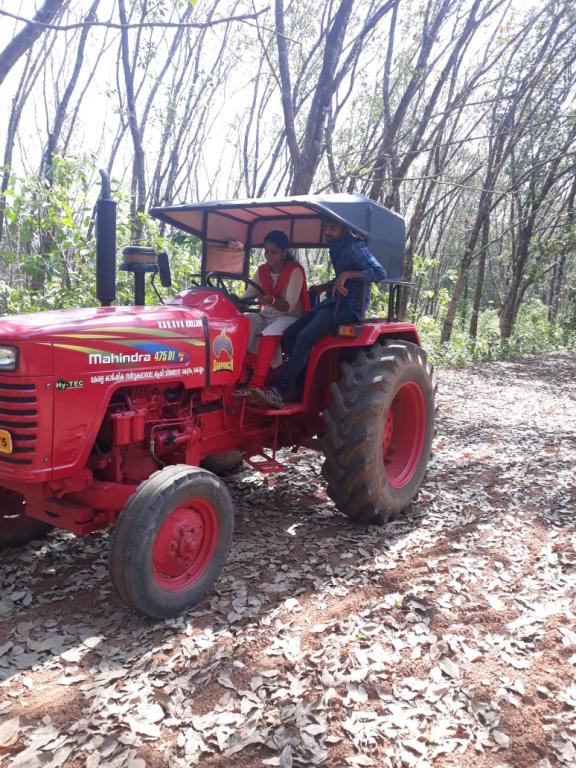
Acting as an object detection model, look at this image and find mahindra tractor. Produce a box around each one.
[0,171,435,619]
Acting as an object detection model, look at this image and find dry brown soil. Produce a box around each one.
[0,354,575,768]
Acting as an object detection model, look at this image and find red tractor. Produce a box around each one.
[0,171,435,619]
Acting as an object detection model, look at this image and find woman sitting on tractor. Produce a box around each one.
[241,230,310,389]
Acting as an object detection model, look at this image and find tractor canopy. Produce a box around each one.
[149,193,405,281]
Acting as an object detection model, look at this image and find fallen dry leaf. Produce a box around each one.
[0,357,574,768]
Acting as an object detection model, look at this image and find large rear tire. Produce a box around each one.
[322,340,435,524]
[0,489,53,549]
[109,465,234,619]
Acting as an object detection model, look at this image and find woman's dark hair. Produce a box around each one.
[263,229,294,261]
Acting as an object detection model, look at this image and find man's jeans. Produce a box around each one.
[274,302,357,398]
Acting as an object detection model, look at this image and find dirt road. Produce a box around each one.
[1,355,575,768]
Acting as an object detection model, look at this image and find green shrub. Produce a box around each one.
[417,299,574,369]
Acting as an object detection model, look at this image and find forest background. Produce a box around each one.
[0,0,574,366]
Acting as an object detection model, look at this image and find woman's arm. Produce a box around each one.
[278,268,304,313]
[241,275,261,299]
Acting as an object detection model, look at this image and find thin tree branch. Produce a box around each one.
[0,8,268,32]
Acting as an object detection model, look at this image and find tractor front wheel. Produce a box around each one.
[0,489,53,549]
[109,465,234,619]
[322,340,435,524]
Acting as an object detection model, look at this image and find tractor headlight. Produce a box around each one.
[0,346,18,372]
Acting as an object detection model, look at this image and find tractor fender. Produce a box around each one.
[301,321,421,411]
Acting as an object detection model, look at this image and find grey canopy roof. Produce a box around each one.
[150,193,405,280]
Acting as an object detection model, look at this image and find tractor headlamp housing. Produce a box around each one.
[0,346,18,372]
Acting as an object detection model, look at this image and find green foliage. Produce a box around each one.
[1,156,96,313]
[0,159,202,316]
[418,298,575,369]
[506,298,575,355]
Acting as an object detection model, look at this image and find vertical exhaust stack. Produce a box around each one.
[96,169,117,307]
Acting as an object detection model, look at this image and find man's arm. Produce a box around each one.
[335,240,387,294]
[353,240,387,282]
[334,271,364,295]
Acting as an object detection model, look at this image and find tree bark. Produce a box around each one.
[118,0,146,242]
[41,0,99,180]
[0,0,67,87]
[273,0,394,195]
[469,212,490,340]
[369,0,441,203]
[441,190,493,343]
[291,0,354,194]
[274,0,300,178]
[549,184,575,323]
[0,57,34,244]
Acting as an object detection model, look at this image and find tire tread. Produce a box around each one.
[321,339,435,525]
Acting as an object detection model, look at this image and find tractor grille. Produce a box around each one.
[0,382,38,465]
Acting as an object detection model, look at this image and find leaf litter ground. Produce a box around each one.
[0,354,575,768]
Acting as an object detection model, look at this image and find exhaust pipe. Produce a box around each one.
[96,168,117,307]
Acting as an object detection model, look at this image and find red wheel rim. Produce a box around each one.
[152,501,218,592]
[382,381,426,489]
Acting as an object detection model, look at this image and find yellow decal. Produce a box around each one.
[0,429,13,454]
[213,359,234,372]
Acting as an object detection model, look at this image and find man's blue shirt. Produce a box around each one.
[320,231,387,319]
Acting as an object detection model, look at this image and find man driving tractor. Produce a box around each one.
[251,218,387,409]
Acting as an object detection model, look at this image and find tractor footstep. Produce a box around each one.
[245,454,285,473]
[247,402,305,416]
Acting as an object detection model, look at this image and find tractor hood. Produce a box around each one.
[0,304,206,342]
[0,294,248,384]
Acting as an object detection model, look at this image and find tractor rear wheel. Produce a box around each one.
[0,489,53,549]
[109,465,234,619]
[322,340,435,524]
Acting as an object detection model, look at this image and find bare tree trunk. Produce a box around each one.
[118,0,146,242]
[469,212,490,340]
[273,0,394,195]
[499,118,576,340]
[499,277,520,340]
[150,3,235,209]
[40,0,99,180]
[384,0,508,210]
[369,0,439,203]
[0,55,34,244]
[61,27,108,155]
[438,4,566,344]
[291,0,354,193]
[274,0,300,179]
[441,190,493,343]
[0,0,68,86]
[549,177,575,322]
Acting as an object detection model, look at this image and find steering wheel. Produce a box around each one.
[205,271,265,307]
[188,272,203,287]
